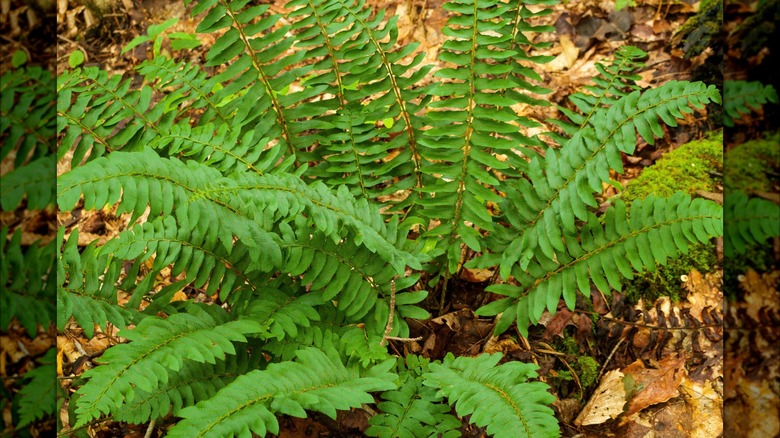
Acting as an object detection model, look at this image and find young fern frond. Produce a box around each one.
[1,227,56,338]
[423,352,558,438]
[72,303,265,427]
[498,80,721,277]
[367,355,461,438]
[479,194,723,336]
[166,346,397,437]
[724,192,780,257]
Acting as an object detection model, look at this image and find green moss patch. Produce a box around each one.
[622,130,723,204]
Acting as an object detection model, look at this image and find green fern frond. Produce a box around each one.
[1,66,56,166]
[479,194,723,336]
[1,227,56,337]
[243,287,323,341]
[549,45,646,142]
[423,352,558,438]
[288,0,430,198]
[72,303,266,426]
[0,155,56,211]
[15,348,57,428]
[167,346,396,437]
[724,191,780,256]
[57,67,174,165]
[499,80,721,277]
[58,228,137,338]
[113,347,266,424]
[723,80,778,127]
[418,0,555,273]
[367,354,461,438]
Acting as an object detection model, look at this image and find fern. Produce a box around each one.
[477,194,723,336]
[72,303,266,427]
[367,355,461,438]
[724,192,780,257]
[56,0,725,435]
[423,352,558,438]
[1,227,56,338]
[723,80,778,127]
[166,345,396,437]
[15,348,57,428]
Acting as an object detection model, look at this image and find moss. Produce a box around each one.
[724,132,780,194]
[576,356,598,390]
[622,130,723,204]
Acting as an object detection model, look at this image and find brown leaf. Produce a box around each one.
[623,354,687,417]
[575,369,627,426]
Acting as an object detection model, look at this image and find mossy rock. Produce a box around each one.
[724,132,780,194]
[622,130,723,204]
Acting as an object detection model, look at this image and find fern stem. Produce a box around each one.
[57,111,113,155]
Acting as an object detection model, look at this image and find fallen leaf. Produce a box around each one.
[575,369,627,426]
[622,354,687,418]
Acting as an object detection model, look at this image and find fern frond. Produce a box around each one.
[57,67,174,165]
[167,346,396,437]
[723,80,778,127]
[15,348,57,427]
[58,228,137,338]
[724,191,780,256]
[498,80,721,277]
[367,354,461,438]
[1,227,56,337]
[0,155,56,211]
[423,352,558,438]
[113,347,266,424]
[72,303,266,426]
[549,45,646,142]
[0,66,56,166]
[479,194,723,336]
[418,0,554,273]
[289,0,429,198]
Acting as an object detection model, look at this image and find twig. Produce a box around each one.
[144,419,156,438]
[380,277,423,346]
[596,338,624,384]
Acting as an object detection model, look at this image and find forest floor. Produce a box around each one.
[1,0,778,436]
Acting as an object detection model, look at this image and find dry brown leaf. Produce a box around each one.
[575,369,627,426]
[622,354,687,417]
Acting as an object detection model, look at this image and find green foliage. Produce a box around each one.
[424,353,558,438]
[623,241,717,304]
[1,64,57,433]
[723,80,778,127]
[1,227,56,337]
[167,345,397,437]
[622,130,723,203]
[724,192,780,258]
[1,66,56,211]
[15,348,57,428]
[56,0,723,435]
[367,355,461,438]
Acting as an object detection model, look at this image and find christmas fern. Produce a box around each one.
[1,64,58,431]
[56,0,725,435]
